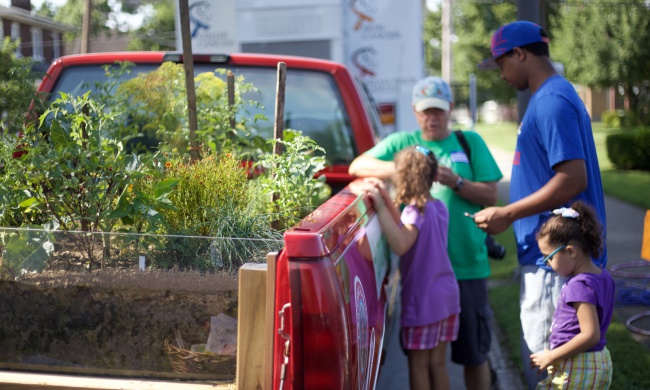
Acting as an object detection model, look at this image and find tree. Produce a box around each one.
[424,1,517,105]
[35,0,152,44]
[552,0,650,125]
[423,6,442,78]
[126,0,176,51]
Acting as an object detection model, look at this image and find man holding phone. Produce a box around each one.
[474,21,607,389]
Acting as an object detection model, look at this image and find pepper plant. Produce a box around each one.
[252,130,331,230]
[0,92,177,270]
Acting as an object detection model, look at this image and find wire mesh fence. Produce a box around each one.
[0,227,284,381]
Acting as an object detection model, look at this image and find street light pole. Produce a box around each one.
[441,0,452,84]
[516,0,540,121]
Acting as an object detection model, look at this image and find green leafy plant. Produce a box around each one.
[146,200,283,273]
[152,151,250,235]
[0,228,54,280]
[125,149,282,272]
[0,92,176,269]
[111,63,269,158]
[0,38,48,137]
[606,129,650,171]
[252,130,331,230]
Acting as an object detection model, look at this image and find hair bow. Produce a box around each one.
[551,207,580,218]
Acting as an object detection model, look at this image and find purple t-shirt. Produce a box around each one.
[399,200,460,327]
[549,269,615,352]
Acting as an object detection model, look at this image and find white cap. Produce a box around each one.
[412,76,453,112]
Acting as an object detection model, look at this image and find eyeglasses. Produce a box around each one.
[415,146,433,157]
[542,245,566,266]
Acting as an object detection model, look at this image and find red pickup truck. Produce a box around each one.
[274,180,400,389]
[0,53,397,389]
[0,182,398,389]
[36,51,384,193]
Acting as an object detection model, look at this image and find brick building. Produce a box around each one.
[1,0,72,72]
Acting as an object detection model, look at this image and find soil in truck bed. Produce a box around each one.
[0,268,240,381]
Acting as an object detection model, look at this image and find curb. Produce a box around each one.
[488,313,525,390]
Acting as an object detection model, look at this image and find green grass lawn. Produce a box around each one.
[473,121,650,210]
[474,121,650,388]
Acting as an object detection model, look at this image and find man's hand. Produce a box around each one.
[436,165,457,188]
[473,206,512,235]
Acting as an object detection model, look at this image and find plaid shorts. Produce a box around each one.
[536,347,613,390]
[401,314,460,350]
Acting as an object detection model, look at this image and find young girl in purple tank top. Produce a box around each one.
[532,200,614,389]
[353,146,460,390]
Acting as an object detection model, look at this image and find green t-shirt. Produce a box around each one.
[365,130,503,280]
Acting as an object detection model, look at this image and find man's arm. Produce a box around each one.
[436,165,499,206]
[474,159,587,234]
[351,154,499,206]
[459,180,499,206]
[348,154,396,179]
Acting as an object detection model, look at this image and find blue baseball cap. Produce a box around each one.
[412,76,453,112]
[478,21,549,70]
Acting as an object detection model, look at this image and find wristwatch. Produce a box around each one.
[453,176,465,191]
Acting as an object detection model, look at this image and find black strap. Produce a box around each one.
[453,130,474,176]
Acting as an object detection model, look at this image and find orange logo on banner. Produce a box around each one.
[642,210,650,261]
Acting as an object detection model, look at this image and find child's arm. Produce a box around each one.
[375,184,402,225]
[530,302,600,373]
[367,186,418,256]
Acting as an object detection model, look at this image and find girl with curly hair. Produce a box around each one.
[356,146,460,390]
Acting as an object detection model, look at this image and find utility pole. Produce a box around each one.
[80,0,92,53]
[516,0,540,121]
[441,0,452,84]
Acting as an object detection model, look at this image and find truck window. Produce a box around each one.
[210,66,357,165]
[47,64,160,99]
[48,63,357,165]
[355,79,385,141]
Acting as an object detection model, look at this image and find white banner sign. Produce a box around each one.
[344,0,423,133]
[175,0,239,53]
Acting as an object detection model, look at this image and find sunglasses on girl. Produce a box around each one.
[542,245,567,265]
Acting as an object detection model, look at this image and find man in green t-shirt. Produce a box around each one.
[349,76,502,390]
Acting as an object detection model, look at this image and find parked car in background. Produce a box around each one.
[36,52,384,193]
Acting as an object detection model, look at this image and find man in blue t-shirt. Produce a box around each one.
[474,21,607,390]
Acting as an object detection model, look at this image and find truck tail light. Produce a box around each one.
[289,258,349,390]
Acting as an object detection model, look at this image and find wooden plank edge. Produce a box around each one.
[265,252,278,390]
[0,370,234,389]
